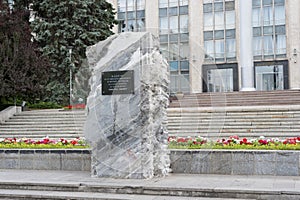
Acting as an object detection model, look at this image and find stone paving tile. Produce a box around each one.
[0,170,299,194]
[0,189,252,200]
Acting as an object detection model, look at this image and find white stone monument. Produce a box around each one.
[84,32,170,179]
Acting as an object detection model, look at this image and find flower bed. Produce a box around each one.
[168,135,300,150]
[0,137,89,149]
[64,104,86,110]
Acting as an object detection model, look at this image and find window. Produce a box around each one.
[160,17,168,34]
[252,8,262,27]
[117,0,145,32]
[225,10,235,29]
[204,13,213,30]
[170,16,179,33]
[215,12,224,30]
[275,5,285,25]
[226,39,236,58]
[180,15,188,33]
[160,0,168,8]
[179,43,189,60]
[252,0,286,60]
[159,0,190,93]
[203,0,236,62]
[263,6,273,26]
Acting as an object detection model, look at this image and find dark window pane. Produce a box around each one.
[169,7,178,15]
[275,25,286,34]
[275,0,285,5]
[203,3,212,13]
[225,1,235,11]
[160,35,168,43]
[263,26,273,35]
[252,0,261,7]
[204,31,213,40]
[127,11,135,19]
[179,5,188,15]
[118,12,125,19]
[170,34,178,42]
[137,10,145,18]
[253,27,261,36]
[226,29,235,38]
[180,61,189,71]
[180,33,189,41]
[263,0,272,6]
[215,30,224,39]
[214,2,223,12]
[159,8,167,17]
[181,71,189,75]
[170,61,179,71]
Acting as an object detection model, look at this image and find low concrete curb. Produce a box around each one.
[0,106,21,124]
[1,149,299,176]
[171,149,300,176]
[0,149,90,171]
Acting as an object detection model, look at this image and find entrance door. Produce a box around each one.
[207,68,233,92]
[256,65,284,91]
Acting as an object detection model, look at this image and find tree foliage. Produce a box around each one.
[0,0,50,103]
[31,0,118,104]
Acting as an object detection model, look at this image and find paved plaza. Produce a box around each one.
[0,169,299,199]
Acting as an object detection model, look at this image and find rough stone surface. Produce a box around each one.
[170,150,300,176]
[0,149,90,171]
[84,32,170,179]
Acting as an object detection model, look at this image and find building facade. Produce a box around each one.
[107,0,300,94]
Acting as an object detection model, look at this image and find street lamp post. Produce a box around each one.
[68,46,73,107]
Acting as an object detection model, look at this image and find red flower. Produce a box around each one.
[258,139,268,145]
[177,138,187,143]
[43,138,50,144]
[71,140,78,145]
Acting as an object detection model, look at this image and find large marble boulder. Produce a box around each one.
[84,32,170,179]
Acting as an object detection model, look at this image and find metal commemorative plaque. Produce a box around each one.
[102,70,134,95]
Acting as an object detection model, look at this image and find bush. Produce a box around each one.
[28,102,63,109]
[0,104,14,111]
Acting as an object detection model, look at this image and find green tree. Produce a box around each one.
[31,0,118,104]
[0,0,50,104]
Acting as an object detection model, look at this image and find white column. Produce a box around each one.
[145,0,159,37]
[189,0,203,93]
[287,0,300,89]
[239,0,255,91]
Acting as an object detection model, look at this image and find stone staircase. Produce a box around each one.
[169,90,300,107]
[1,90,300,140]
[0,109,85,139]
[168,90,300,139]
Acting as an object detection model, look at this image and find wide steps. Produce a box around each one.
[169,90,300,108]
[167,105,300,139]
[0,109,86,139]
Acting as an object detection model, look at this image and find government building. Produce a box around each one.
[107,0,300,95]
